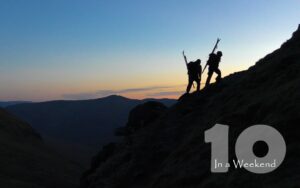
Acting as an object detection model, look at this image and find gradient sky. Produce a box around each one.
[0,0,299,101]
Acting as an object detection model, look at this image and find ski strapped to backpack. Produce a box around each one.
[202,38,221,73]
[182,51,195,88]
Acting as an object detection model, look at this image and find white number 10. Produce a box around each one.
[205,124,286,174]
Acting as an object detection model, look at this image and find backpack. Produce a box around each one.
[187,61,199,75]
[207,53,220,67]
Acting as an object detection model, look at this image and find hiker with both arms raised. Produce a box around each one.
[205,51,223,87]
[183,51,202,93]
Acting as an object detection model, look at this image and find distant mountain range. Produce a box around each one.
[0,101,31,107]
[6,95,176,166]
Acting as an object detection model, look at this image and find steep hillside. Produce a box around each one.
[0,108,82,188]
[6,95,175,166]
[81,25,300,188]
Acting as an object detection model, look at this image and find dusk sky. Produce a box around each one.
[0,0,299,101]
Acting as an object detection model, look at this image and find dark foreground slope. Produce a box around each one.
[7,95,175,166]
[0,108,82,188]
[81,26,300,188]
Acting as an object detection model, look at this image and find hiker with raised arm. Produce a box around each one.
[183,51,202,93]
[204,39,222,87]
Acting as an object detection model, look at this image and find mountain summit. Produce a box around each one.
[81,25,300,188]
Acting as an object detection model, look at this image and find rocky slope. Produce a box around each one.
[0,108,82,188]
[81,25,300,188]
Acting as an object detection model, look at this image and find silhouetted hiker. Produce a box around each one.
[205,51,222,87]
[183,51,202,93]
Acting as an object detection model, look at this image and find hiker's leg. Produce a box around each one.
[205,70,213,87]
[195,78,200,91]
[186,78,193,93]
[215,69,222,83]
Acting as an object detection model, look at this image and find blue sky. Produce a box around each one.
[0,0,299,101]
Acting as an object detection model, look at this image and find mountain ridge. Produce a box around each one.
[6,95,176,166]
[80,25,300,188]
[0,101,32,108]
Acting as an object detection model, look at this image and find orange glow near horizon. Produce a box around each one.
[0,66,242,102]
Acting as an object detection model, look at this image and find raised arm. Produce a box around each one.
[182,51,188,64]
